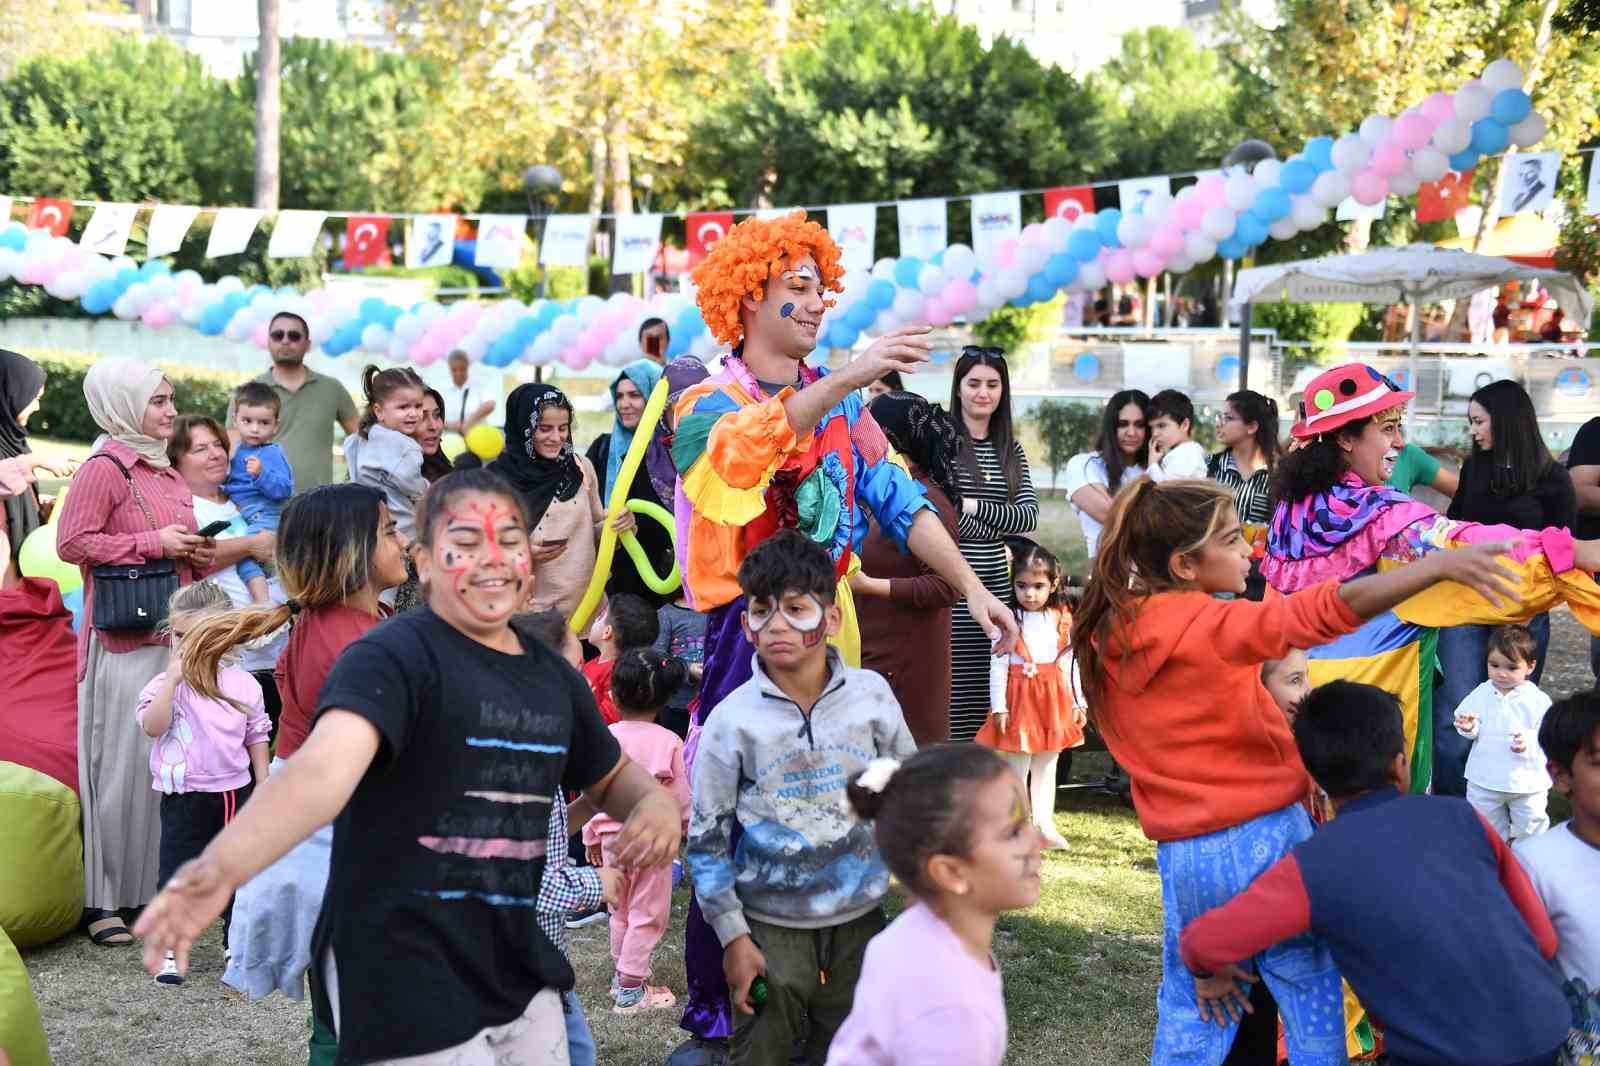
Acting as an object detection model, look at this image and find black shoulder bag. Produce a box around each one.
[89,453,179,632]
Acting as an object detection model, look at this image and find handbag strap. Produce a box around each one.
[90,452,160,533]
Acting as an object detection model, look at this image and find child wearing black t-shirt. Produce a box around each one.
[136,469,683,1065]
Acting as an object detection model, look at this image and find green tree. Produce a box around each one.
[1089,26,1240,181]
[1032,399,1100,492]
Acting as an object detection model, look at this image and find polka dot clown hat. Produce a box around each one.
[1290,362,1414,440]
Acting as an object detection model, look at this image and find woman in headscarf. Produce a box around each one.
[852,391,965,744]
[586,358,673,605]
[490,382,605,620]
[1,351,56,585]
[56,357,215,946]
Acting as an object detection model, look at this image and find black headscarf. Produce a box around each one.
[867,391,962,508]
[487,382,583,529]
[1,350,45,565]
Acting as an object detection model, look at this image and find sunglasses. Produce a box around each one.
[269,330,305,342]
[961,345,1006,363]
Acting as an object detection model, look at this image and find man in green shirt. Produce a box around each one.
[227,312,360,491]
[1386,440,1459,498]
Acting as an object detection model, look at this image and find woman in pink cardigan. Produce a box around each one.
[56,358,214,946]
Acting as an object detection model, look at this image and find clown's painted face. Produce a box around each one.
[747,254,827,360]
[420,490,534,628]
[742,588,838,671]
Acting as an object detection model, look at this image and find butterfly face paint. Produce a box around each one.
[430,493,533,624]
[744,591,828,647]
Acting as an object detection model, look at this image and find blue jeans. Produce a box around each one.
[563,989,596,1066]
[1433,616,1550,797]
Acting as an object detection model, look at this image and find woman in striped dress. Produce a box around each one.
[948,346,1038,742]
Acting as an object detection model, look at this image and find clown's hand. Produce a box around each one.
[848,326,934,388]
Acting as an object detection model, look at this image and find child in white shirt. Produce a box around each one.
[1454,624,1552,840]
[1145,389,1208,483]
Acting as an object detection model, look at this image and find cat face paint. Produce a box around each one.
[429,492,532,624]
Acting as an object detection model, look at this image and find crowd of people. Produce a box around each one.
[0,211,1597,1066]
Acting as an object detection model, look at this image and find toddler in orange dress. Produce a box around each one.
[976,542,1085,849]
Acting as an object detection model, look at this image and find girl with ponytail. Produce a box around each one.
[1071,477,1521,1061]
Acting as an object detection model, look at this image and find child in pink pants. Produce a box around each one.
[584,648,692,1014]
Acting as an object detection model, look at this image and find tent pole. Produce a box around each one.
[1406,288,1422,440]
[1237,303,1253,392]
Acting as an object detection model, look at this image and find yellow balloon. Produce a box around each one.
[440,432,467,461]
[465,424,505,461]
[17,525,81,595]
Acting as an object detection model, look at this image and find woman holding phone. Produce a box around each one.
[488,382,605,619]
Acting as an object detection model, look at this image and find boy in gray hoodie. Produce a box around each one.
[686,530,917,1065]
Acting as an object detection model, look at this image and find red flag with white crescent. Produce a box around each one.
[686,211,733,267]
[344,215,392,268]
[1416,170,1474,224]
[27,198,72,237]
[1043,186,1094,224]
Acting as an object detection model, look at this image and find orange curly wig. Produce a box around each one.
[691,211,846,347]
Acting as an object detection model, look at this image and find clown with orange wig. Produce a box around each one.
[665,212,1017,1058]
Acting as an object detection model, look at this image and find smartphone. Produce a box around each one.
[196,519,233,538]
[646,334,663,360]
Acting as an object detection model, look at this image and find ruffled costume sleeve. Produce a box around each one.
[671,383,812,526]
[847,405,930,551]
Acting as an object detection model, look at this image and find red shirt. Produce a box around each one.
[582,657,619,725]
[274,602,388,758]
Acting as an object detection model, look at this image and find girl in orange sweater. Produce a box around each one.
[1073,479,1517,1066]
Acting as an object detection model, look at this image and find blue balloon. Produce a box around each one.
[359,297,387,322]
[1236,213,1269,247]
[1096,209,1123,249]
[1025,274,1055,304]
[1043,253,1078,287]
[1251,187,1292,223]
[378,306,401,329]
[867,279,897,310]
[831,323,860,350]
[1217,235,1250,260]
[893,257,923,289]
[196,303,230,336]
[138,259,171,278]
[667,331,691,357]
[0,223,26,251]
[82,281,117,315]
[1303,136,1336,172]
[1279,160,1317,195]
[513,316,539,343]
[1470,117,1510,156]
[1491,89,1532,126]
[63,586,84,633]
[929,249,945,266]
[845,301,876,330]
[1067,228,1102,262]
[1009,293,1032,308]
[114,268,140,291]
[484,337,519,367]
[1448,148,1481,173]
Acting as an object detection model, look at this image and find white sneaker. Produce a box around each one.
[155,950,184,986]
[1037,821,1070,851]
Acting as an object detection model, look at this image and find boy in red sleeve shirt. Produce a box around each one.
[582,594,659,725]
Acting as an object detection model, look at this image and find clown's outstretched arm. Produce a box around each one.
[906,510,1020,654]
[782,327,933,437]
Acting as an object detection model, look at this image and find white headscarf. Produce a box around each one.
[83,358,172,468]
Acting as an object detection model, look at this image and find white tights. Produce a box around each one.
[1002,751,1064,836]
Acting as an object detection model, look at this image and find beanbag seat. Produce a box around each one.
[0,762,83,948]
[0,930,50,1066]
[0,578,78,794]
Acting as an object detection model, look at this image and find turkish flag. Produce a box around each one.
[344,215,392,268]
[1417,170,1474,224]
[686,211,733,266]
[27,198,72,237]
[1043,186,1094,223]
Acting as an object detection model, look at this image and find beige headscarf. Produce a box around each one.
[83,358,172,468]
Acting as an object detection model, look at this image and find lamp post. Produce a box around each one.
[522,164,561,381]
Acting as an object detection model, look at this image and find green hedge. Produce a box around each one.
[28,354,240,444]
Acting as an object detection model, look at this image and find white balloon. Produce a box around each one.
[1331,134,1372,175]
[1076,260,1107,291]
[942,244,977,281]
[179,300,205,326]
[394,315,426,341]
[147,274,176,300]
[1359,115,1394,147]
[1454,80,1493,122]
[461,333,489,361]
[1431,119,1473,155]
[998,267,1029,300]
[222,310,251,338]
[917,264,947,295]
[124,282,152,313]
[1201,206,1237,241]
[387,335,409,361]
[576,295,605,323]
[870,257,897,281]
[1482,58,1525,93]
[530,334,560,365]
[1268,218,1299,241]
[552,315,581,343]
[1311,170,1352,209]
[607,290,634,308]
[1117,213,1154,249]
[361,324,389,350]
[1224,172,1258,211]
[976,278,1001,310]
[1041,216,1073,249]
[893,288,926,320]
[1018,241,1051,273]
[1410,146,1450,183]
[415,301,445,326]
[1165,254,1195,275]
[1142,191,1175,225]
[1252,159,1284,190]
[1509,111,1548,148]
[1388,170,1422,197]
[1184,231,1218,263]
[215,275,245,295]
[1291,195,1327,230]
[691,333,719,360]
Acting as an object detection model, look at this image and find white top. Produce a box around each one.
[1064,452,1145,560]
[1454,680,1553,793]
[1513,821,1600,991]
[989,608,1080,717]
[192,495,287,673]
[1147,440,1209,483]
[439,382,480,429]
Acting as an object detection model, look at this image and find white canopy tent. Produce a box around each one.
[1230,244,1594,433]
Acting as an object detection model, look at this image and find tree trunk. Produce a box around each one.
[253,0,281,211]
[608,123,633,294]
[588,133,607,216]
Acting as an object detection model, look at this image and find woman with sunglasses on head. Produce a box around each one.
[1064,390,1150,562]
[948,347,1039,743]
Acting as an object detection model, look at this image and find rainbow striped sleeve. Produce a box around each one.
[670,383,813,526]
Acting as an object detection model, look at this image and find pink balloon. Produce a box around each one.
[1175,196,1207,230]
[1392,112,1436,150]
[142,303,177,329]
[252,321,271,348]
[1021,222,1046,246]
[1104,249,1136,284]
[578,334,604,360]
[304,287,333,312]
[925,296,954,327]
[1132,248,1166,279]
[561,347,589,370]
[1196,174,1229,209]
[1350,169,1389,205]
[413,345,443,367]
[942,278,978,315]
[1149,225,1185,257]
[992,239,1019,269]
[1370,142,1409,177]
[1421,91,1457,125]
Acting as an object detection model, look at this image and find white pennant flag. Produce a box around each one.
[755,207,794,222]
[897,198,947,259]
[407,213,457,268]
[612,213,663,275]
[1336,196,1387,222]
[1118,175,1172,215]
[207,208,265,258]
[0,196,12,224]
[146,205,200,259]
[267,210,328,259]
[970,191,1022,264]
[1587,158,1600,217]
[539,214,593,267]
[474,214,528,268]
[827,203,876,275]
[79,202,139,256]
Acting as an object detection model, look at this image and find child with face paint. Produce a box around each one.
[686,531,916,1065]
[136,469,685,1066]
[826,745,1044,1066]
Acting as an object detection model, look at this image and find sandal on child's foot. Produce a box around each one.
[612,984,676,1014]
[155,950,184,986]
[86,912,133,946]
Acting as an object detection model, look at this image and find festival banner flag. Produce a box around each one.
[146,205,200,258]
[206,207,265,257]
[686,211,733,266]
[1588,158,1600,217]
[406,213,457,268]
[827,202,876,274]
[970,191,1022,263]
[1118,176,1171,215]
[26,198,72,237]
[0,196,11,222]
[1336,196,1386,222]
[539,214,593,267]
[1496,151,1560,217]
[344,215,391,268]
[1043,185,1094,224]
[79,202,139,256]
[266,210,328,259]
[1416,170,1474,223]
[896,198,947,259]
[613,213,664,274]
[474,214,527,268]
[755,207,793,222]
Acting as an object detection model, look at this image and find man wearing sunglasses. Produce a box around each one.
[226,311,360,491]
